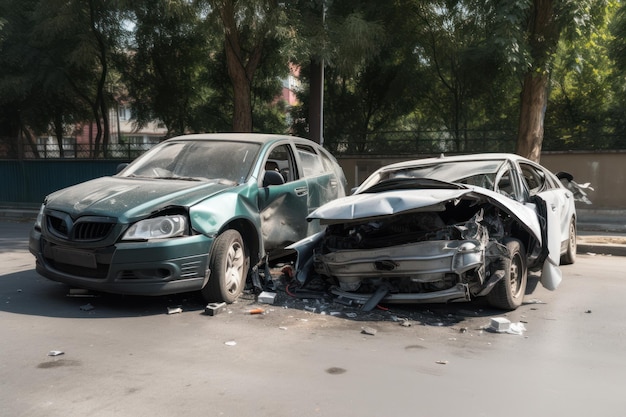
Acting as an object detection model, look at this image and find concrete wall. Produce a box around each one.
[337,151,626,210]
[1,151,624,211]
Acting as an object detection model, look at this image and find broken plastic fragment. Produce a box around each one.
[48,350,64,356]
[435,360,448,365]
[507,322,526,335]
[167,307,182,315]
[258,291,277,304]
[490,317,510,332]
[224,341,237,346]
[361,326,377,336]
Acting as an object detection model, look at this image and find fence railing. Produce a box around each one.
[2,130,626,159]
[0,141,156,160]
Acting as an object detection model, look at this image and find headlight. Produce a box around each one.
[34,204,45,230]
[122,215,187,240]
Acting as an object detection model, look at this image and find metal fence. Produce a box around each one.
[0,140,156,160]
[2,130,626,159]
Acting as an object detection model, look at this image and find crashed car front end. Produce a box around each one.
[290,186,549,309]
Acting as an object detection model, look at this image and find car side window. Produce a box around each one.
[520,163,549,194]
[296,144,325,177]
[496,170,515,198]
[266,145,296,183]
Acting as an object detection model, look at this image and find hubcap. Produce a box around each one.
[224,242,244,295]
[509,256,521,296]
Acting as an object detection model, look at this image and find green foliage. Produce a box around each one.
[0,0,624,157]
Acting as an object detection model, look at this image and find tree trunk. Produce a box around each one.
[516,0,559,163]
[516,72,549,162]
[219,0,262,133]
[226,50,254,132]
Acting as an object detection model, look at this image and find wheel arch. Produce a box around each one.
[219,218,261,266]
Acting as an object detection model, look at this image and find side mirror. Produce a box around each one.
[555,171,574,182]
[263,170,285,187]
[116,163,129,174]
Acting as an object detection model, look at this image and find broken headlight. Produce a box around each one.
[122,215,187,240]
[34,204,45,230]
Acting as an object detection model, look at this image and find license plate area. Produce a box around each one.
[52,247,97,269]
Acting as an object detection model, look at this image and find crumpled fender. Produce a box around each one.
[307,187,543,245]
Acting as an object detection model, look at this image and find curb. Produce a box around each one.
[577,243,626,257]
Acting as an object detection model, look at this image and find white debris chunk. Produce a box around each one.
[361,326,378,336]
[167,306,182,315]
[489,317,527,335]
[258,291,277,305]
[490,317,511,332]
[48,350,64,356]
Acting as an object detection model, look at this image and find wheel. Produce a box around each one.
[487,238,527,310]
[560,218,576,265]
[201,230,249,303]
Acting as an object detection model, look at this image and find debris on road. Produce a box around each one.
[224,341,237,346]
[490,317,511,332]
[167,306,182,315]
[435,360,449,365]
[248,308,264,315]
[48,350,64,356]
[204,302,227,316]
[487,317,526,335]
[258,291,277,304]
[361,326,378,336]
[67,288,96,297]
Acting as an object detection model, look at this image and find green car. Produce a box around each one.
[29,134,347,302]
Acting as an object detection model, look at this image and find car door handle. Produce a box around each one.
[295,186,308,197]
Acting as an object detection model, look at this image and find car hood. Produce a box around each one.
[308,187,542,243]
[44,176,236,222]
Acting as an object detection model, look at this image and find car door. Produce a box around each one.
[257,143,310,254]
[518,162,571,245]
[516,161,569,285]
[294,143,344,236]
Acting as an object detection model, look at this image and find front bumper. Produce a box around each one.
[314,239,485,304]
[30,228,213,296]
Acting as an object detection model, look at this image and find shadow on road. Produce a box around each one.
[1,267,543,327]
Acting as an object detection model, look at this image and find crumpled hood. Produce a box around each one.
[308,187,542,243]
[44,176,235,222]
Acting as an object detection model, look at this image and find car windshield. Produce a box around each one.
[362,159,507,192]
[119,140,261,184]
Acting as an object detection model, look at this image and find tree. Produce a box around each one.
[117,0,212,137]
[546,1,619,150]
[202,0,290,132]
[486,0,609,161]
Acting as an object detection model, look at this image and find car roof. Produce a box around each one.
[377,153,534,171]
[164,133,316,146]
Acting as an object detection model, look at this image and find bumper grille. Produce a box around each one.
[73,222,114,241]
[46,212,116,242]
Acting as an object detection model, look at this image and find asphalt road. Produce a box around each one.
[2,220,626,417]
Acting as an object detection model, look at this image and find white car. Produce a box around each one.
[289,153,588,311]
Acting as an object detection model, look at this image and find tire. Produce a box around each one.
[201,230,249,303]
[487,238,527,310]
[560,218,576,265]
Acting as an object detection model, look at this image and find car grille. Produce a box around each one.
[73,222,114,241]
[46,212,116,242]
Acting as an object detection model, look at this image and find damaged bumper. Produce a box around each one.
[314,239,484,299]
